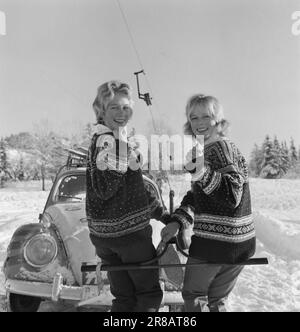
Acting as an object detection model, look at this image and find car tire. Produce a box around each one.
[8,293,41,312]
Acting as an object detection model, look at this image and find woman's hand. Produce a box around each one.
[160,222,180,244]
[185,144,205,181]
[113,126,128,142]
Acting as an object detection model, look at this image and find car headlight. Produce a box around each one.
[40,212,53,228]
[24,234,58,268]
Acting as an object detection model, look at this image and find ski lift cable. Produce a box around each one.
[115,0,158,133]
[116,0,144,71]
[116,0,166,140]
[115,0,173,192]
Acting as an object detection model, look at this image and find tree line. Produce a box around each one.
[1,125,299,190]
[248,135,300,179]
[0,118,175,190]
[0,121,93,189]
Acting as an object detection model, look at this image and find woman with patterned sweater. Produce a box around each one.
[161,94,256,312]
[86,81,169,312]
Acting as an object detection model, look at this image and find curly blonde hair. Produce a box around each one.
[93,80,134,124]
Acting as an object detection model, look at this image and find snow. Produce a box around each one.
[16,262,76,285]
[162,176,300,312]
[0,178,300,311]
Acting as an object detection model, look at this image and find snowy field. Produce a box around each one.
[0,177,300,312]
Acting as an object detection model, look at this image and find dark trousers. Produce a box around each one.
[89,228,163,312]
[182,257,244,312]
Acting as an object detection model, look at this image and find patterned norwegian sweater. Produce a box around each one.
[86,125,169,239]
[171,138,256,264]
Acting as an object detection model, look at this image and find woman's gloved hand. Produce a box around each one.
[156,240,167,255]
[184,143,205,182]
[160,222,180,244]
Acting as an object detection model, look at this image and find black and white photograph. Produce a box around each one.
[0,0,300,314]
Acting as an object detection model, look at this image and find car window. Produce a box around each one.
[144,179,164,207]
[54,175,86,203]
[144,180,158,199]
[53,174,162,205]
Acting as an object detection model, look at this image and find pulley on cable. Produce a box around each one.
[134,70,152,106]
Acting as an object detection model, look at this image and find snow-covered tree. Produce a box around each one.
[290,137,298,166]
[259,135,287,178]
[6,149,28,181]
[0,138,9,187]
[5,132,34,150]
[248,143,264,177]
[18,156,25,181]
[74,122,94,148]
[260,135,277,178]
[284,140,300,179]
[271,136,289,178]
[30,120,67,190]
[62,122,94,151]
[256,135,298,179]
[280,141,290,175]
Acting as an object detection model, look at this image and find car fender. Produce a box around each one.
[4,223,75,285]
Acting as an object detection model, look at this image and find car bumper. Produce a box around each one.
[5,273,183,307]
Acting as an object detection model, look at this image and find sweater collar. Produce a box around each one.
[95,124,128,142]
[95,124,113,135]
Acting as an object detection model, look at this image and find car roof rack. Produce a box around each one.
[65,147,88,169]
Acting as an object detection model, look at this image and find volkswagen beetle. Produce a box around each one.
[3,148,185,312]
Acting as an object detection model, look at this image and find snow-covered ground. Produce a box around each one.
[160,175,300,312]
[0,177,300,311]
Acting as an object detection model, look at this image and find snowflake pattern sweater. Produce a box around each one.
[171,138,256,263]
[86,125,169,239]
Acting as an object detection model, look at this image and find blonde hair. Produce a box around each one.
[183,94,229,136]
[93,80,134,124]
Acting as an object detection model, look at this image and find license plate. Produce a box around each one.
[81,285,99,301]
[82,271,97,285]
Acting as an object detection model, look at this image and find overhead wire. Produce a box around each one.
[115,0,173,191]
[115,0,157,132]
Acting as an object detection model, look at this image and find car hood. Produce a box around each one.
[46,203,184,289]
[46,203,96,285]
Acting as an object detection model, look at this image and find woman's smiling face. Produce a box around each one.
[189,105,218,142]
[103,93,133,130]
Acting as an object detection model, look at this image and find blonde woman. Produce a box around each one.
[161,94,256,312]
[86,81,169,312]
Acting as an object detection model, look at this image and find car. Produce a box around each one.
[2,148,186,312]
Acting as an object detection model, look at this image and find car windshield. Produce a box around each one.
[54,174,86,203]
[53,174,161,204]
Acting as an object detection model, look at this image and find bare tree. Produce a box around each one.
[30,120,66,190]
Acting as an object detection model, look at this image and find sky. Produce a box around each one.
[0,0,300,158]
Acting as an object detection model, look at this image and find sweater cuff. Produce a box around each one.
[170,213,192,232]
[160,212,172,225]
